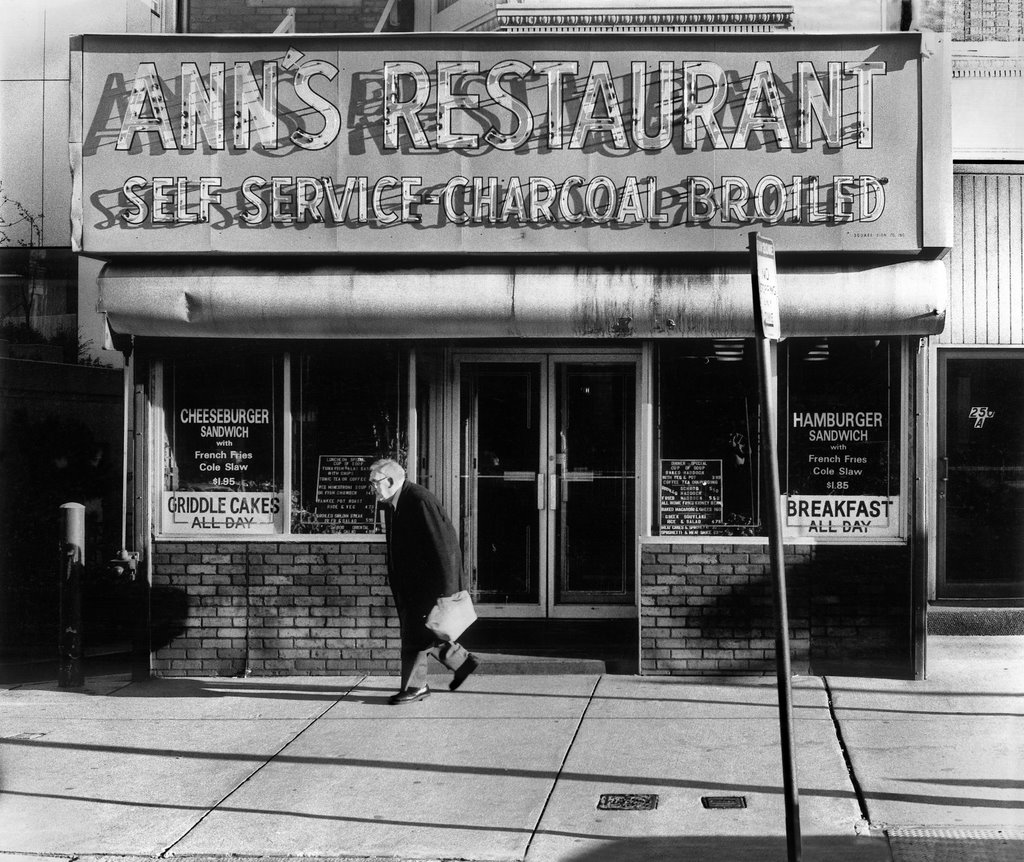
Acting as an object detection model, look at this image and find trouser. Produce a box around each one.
[402,639,470,690]
[398,607,470,689]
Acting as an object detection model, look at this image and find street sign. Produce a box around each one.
[752,233,781,340]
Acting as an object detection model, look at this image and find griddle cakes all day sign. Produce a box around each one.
[71,33,950,255]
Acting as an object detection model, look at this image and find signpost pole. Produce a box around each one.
[749,231,802,862]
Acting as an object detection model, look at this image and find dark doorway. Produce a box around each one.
[938,351,1024,598]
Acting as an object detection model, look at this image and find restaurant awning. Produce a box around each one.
[97,258,946,340]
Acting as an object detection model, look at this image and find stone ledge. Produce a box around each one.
[928,606,1024,636]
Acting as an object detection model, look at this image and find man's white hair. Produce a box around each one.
[369,458,406,481]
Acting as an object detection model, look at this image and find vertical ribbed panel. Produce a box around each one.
[944,173,1024,345]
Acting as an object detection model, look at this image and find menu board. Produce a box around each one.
[787,408,890,497]
[172,405,275,490]
[659,459,724,535]
[162,491,284,533]
[313,455,379,530]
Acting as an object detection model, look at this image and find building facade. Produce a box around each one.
[926,4,1024,631]
[3,0,1019,678]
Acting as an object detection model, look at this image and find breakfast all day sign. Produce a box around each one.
[71,33,948,255]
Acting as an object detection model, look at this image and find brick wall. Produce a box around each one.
[806,544,914,675]
[640,543,913,677]
[149,539,912,678]
[150,540,399,676]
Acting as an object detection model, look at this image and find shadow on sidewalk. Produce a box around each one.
[103,674,826,706]
[107,677,365,699]
[0,646,132,685]
[538,832,1023,862]
[543,835,885,862]
[14,672,1018,720]
[4,732,1023,814]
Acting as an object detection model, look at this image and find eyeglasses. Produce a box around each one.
[369,477,388,487]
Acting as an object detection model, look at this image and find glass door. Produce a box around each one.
[456,352,638,617]
[938,351,1024,598]
[459,360,546,613]
[552,362,636,609]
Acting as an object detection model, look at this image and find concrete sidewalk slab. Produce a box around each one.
[527,718,877,860]
[826,638,1024,718]
[162,676,599,859]
[0,716,310,854]
[171,714,581,859]
[525,673,886,861]
[827,637,1024,831]
[923,637,1024,687]
[828,710,1024,828]
[583,674,832,720]
[3,641,1021,862]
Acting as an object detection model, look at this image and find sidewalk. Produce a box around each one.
[1,636,1021,862]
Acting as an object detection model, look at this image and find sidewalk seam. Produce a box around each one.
[155,673,368,858]
[823,675,873,827]
[521,674,602,862]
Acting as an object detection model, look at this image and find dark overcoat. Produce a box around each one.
[383,481,463,619]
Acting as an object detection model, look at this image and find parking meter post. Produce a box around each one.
[59,503,86,688]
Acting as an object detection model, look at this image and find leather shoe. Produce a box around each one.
[388,686,430,705]
[449,655,479,691]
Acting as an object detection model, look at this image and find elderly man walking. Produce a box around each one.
[369,458,479,704]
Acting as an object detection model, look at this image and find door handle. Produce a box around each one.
[549,472,558,510]
[536,473,545,510]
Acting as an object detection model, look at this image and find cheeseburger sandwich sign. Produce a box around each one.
[71,32,950,255]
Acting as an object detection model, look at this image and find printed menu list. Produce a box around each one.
[660,459,724,535]
[314,455,379,530]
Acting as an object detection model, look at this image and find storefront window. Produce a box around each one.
[656,336,903,540]
[291,345,403,534]
[0,248,79,362]
[159,345,407,537]
[183,1,401,34]
[657,340,761,536]
[162,351,284,533]
[781,337,902,538]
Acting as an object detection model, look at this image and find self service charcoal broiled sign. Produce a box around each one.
[71,33,950,255]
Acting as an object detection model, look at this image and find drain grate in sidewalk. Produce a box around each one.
[702,796,747,809]
[597,793,659,810]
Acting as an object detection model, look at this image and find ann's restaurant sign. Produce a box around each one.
[71,33,950,255]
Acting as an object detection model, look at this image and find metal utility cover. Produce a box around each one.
[702,796,747,809]
[597,794,659,810]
